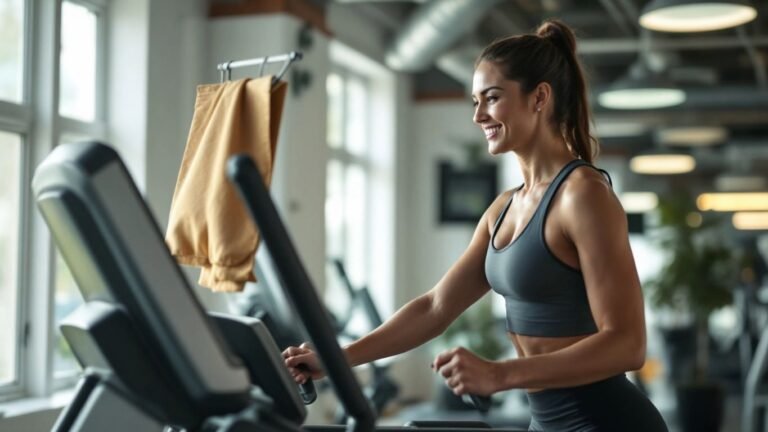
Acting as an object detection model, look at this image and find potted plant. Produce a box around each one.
[645,193,739,432]
[431,298,506,411]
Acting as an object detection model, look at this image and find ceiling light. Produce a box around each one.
[656,126,728,146]
[640,0,757,33]
[697,192,768,211]
[620,192,659,212]
[599,60,686,110]
[630,154,696,174]
[599,86,686,110]
[733,212,768,230]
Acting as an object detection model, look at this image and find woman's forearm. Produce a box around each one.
[499,329,645,391]
[343,292,450,367]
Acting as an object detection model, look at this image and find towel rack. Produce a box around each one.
[217,51,304,85]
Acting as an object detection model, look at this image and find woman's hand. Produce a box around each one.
[432,347,502,396]
[282,342,325,384]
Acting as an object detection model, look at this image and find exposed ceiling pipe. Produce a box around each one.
[384,0,503,72]
[736,27,768,90]
[598,0,637,36]
[434,45,481,89]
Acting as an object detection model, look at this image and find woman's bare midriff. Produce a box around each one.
[507,332,590,393]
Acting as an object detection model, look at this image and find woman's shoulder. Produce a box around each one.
[563,163,612,195]
[559,164,622,217]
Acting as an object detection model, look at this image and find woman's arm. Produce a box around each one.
[343,206,494,367]
[285,193,509,378]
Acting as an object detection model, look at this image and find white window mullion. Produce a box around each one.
[0,102,31,130]
[22,0,62,398]
[58,117,108,142]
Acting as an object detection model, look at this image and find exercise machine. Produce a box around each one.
[34,141,523,431]
[34,142,311,431]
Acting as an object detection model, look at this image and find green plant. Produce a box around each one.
[435,299,505,361]
[645,193,738,382]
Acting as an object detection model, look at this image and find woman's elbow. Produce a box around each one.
[625,330,647,371]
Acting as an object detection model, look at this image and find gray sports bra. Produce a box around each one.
[485,159,611,337]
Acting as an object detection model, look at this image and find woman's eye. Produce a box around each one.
[487,96,498,103]
[472,100,479,107]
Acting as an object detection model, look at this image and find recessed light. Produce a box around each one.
[620,192,659,212]
[697,192,768,211]
[630,154,696,174]
[733,212,768,230]
[656,126,728,146]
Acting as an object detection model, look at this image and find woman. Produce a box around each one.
[284,19,668,431]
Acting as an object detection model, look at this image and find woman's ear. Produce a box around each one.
[533,82,552,112]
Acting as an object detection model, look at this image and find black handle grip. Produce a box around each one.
[298,378,317,405]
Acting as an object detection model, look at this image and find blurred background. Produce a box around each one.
[1,0,767,431]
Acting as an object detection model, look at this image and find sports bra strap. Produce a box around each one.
[491,184,523,237]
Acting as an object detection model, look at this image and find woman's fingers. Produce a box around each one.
[285,352,313,368]
[282,345,310,358]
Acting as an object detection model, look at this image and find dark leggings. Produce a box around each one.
[526,374,668,432]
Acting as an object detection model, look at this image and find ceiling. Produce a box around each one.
[322,0,768,197]
[210,0,768,204]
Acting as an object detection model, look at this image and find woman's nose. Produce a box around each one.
[473,105,487,124]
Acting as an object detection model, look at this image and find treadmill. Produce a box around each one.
[33,141,525,432]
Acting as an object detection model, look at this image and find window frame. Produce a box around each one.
[0,0,109,401]
[325,65,374,327]
[0,0,34,401]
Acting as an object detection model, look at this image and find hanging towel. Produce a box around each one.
[166,77,287,292]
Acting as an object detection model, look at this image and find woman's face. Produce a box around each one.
[471,61,536,155]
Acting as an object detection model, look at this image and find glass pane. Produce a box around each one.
[59,1,97,122]
[324,160,348,317]
[53,251,83,378]
[344,165,367,286]
[326,73,343,149]
[0,131,21,386]
[345,77,367,156]
[0,0,25,103]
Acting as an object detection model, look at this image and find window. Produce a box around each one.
[324,70,373,333]
[0,0,107,400]
[324,43,397,338]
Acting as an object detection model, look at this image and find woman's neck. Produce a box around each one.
[515,136,575,189]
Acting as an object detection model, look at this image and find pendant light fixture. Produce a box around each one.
[640,0,757,33]
[598,60,686,110]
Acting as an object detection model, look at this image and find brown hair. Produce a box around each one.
[476,19,599,163]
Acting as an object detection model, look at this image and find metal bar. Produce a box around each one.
[217,52,299,72]
[218,51,302,84]
[737,27,768,89]
[578,36,768,54]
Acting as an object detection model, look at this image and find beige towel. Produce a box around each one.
[166,77,287,292]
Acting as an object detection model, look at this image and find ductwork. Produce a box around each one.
[384,0,503,72]
[434,44,482,89]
